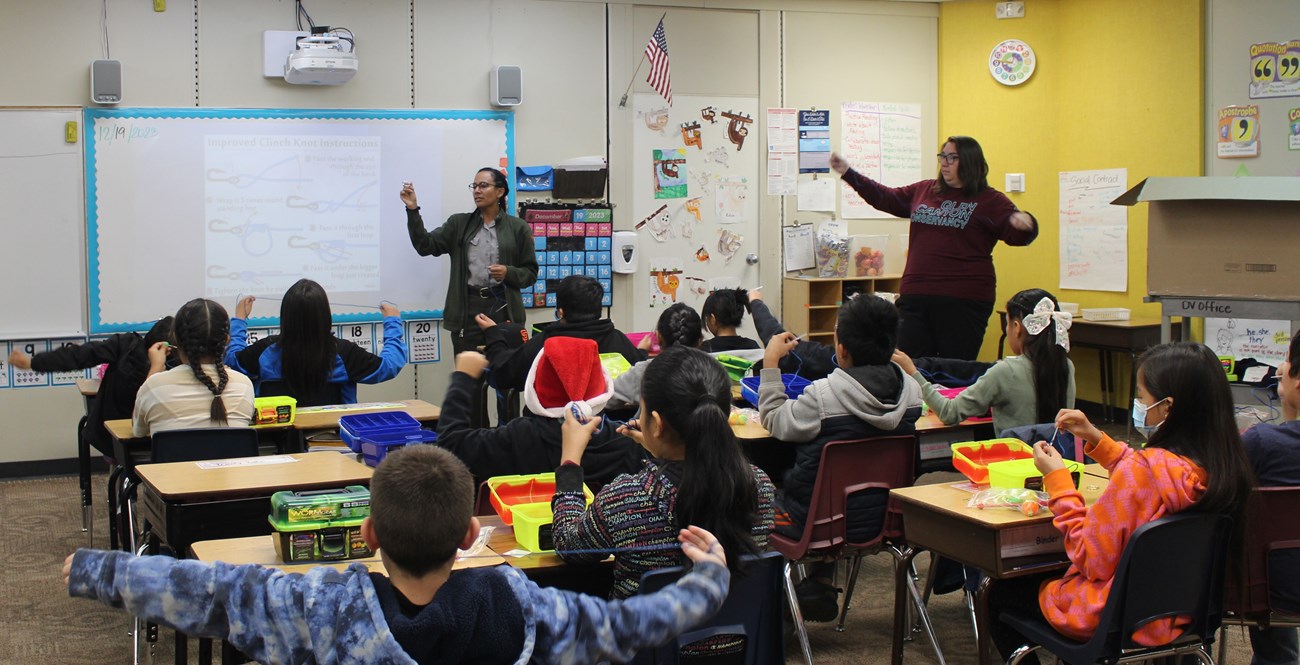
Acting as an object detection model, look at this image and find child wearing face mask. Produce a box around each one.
[987,341,1255,662]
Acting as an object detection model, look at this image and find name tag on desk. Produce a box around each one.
[1000,523,1064,558]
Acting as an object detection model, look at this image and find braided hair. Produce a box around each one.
[172,298,233,425]
[655,303,703,349]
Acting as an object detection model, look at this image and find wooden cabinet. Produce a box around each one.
[781,275,902,344]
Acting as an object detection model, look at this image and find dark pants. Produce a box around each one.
[896,294,995,361]
[987,572,1058,664]
[453,286,512,426]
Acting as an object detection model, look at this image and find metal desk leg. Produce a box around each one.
[1160,315,1173,344]
[77,416,92,545]
[1096,349,1112,424]
[892,545,919,665]
[974,575,996,665]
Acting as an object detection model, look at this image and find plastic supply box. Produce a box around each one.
[268,486,373,563]
[951,438,1034,485]
[487,473,593,553]
[740,374,811,408]
[988,457,1082,491]
[339,411,438,467]
[1080,308,1131,321]
[252,395,297,427]
[715,354,755,382]
[270,486,371,524]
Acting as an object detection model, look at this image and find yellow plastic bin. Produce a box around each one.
[988,458,1082,491]
[487,472,594,552]
[252,395,297,427]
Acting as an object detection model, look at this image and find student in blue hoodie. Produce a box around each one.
[64,445,731,665]
[225,278,407,406]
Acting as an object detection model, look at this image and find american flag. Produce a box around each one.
[644,17,672,105]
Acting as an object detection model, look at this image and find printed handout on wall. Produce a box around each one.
[653,149,688,198]
[715,178,748,224]
[1206,318,1291,366]
[1291,108,1300,151]
[839,102,922,219]
[649,258,684,307]
[1217,106,1260,158]
[1248,40,1300,100]
[1059,168,1127,292]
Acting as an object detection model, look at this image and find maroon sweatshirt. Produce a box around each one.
[841,169,1037,302]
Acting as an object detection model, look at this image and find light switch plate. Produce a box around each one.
[1006,173,1025,192]
[996,1,1025,19]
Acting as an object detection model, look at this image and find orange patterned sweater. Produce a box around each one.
[1037,433,1207,644]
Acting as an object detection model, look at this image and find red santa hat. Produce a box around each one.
[523,337,614,418]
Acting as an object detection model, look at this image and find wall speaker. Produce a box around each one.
[490,66,522,106]
[91,59,122,105]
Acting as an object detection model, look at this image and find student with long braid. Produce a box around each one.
[132,299,255,437]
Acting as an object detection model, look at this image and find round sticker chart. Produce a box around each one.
[989,39,1036,86]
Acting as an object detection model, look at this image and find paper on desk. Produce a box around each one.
[456,525,494,560]
[296,401,405,413]
[194,455,297,469]
[501,549,533,558]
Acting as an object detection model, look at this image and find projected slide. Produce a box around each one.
[85,109,512,333]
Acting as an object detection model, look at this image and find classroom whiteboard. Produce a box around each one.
[85,108,513,333]
[0,108,86,339]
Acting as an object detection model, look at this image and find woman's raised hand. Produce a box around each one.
[400,182,418,210]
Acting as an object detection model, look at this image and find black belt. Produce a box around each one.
[470,285,504,299]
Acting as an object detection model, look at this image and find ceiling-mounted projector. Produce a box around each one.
[285,33,357,86]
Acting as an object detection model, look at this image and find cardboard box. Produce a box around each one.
[1113,177,1300,299]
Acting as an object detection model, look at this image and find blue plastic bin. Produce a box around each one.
[359,429,438,467]
[339,411,423,454]
[740,375,811,408]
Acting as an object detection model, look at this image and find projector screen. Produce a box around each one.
[84,108,513,333]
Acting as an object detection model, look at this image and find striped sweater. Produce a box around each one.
[1038,433,1207,645]
[552,459,776,599]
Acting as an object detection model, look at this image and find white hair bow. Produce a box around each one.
[1020,297,1072,351]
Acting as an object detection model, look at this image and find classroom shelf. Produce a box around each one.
[782,275,902,338]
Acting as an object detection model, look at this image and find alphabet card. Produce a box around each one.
[12,340,50,388]
[49,338,90,386]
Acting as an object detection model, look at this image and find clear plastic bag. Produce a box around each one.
[968,488,1049,516]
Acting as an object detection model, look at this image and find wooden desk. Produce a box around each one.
[889,468,1110,665]
[137,452,373,665]
[189,534,504,573]
[76,377,100,397]
[105,399,441,449]
[733,410,988,440]
[480,513,577,572]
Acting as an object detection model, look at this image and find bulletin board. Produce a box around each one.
[84,107,513,333]
[629,94,760,332]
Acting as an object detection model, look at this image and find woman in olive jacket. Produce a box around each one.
[402,168,538,355]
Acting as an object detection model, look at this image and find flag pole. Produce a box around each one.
[617,12,668,109]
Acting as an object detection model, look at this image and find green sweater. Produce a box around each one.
[406,207,538,331]
[912,354,1076,434]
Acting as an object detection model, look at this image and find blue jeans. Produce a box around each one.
[1250,626,1299,665]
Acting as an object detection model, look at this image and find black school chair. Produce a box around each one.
[1001,512,1232,665]
[120,427,260,665]
[633,551,785,665]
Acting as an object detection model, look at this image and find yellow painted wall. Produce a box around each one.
[939,0,1203,403]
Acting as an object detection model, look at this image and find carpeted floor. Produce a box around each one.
[0,470,1261,664]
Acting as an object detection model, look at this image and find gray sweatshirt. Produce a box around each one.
[758,363,922,443]
[912,354,1076,434]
